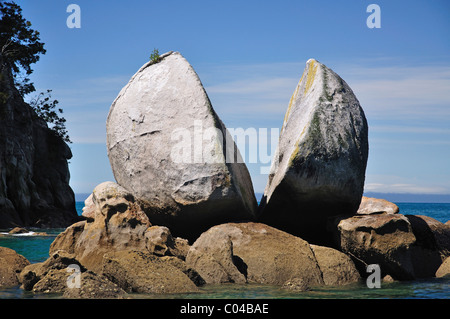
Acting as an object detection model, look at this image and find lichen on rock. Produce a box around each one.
[258,58,369,246]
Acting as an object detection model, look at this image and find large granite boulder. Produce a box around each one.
[0,56,78,228]
[336,213,417,280]
[106,51,257,241]
[335,213,450,280]
[186,222,324,287]
[145,225,190,258]
[258,59,369,246]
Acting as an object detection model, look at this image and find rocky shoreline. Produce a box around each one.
[1,52,449,298]
[1,191,449,298]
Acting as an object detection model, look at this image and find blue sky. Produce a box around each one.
[16,0,450,196]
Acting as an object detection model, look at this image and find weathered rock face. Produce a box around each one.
[258,59,369,246]
[76,182,151,272]
[19,250,127,299]
[357,196,399,215]
[145,225,190,258]
[185,225,247,284]
[186,222,325,287]
[335,213,450,280]
[0,57,78,228]
[49,220,85,255]
[50,181,191,273]
[51,181,151,272]
[106,51,257,241]
[336,213,417,280]
[101,250,199,294]
[0,246,30,287]
[310,245,361,286]
[62,270,127,299]
[47,183,204,296]
[19,250,86,291]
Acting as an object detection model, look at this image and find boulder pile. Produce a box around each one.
[2,53,448,298]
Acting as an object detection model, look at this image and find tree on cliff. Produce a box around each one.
[0,1,45,96]
[0,1,70,142]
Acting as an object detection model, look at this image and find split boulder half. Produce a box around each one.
[258,59,369,245]
[106,51,257,241]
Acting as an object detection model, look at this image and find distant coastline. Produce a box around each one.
[256,192,450,204]
[363,192,450,204]
[75,192,450,204]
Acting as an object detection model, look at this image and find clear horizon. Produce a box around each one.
[16,0,450,196]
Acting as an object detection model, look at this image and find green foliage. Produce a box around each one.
[29,89,71,143]
[1,2,71,143]
[149,48,160,63]
[0,1,46,96]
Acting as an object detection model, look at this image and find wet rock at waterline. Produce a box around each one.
[334,213,450,280]
[18,250,127,298]
[186,222,325,287]
[101,250,199,294]
[186,222,361,287]
[0,246,30,288]
[258,58,369,246]
[106,51,257,241]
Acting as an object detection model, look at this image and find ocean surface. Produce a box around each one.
[0,202,449,299]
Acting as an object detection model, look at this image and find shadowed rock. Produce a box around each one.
[0,56,78,229]
[334,213,450,280]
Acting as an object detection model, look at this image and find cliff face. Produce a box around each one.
[0,59,79,228]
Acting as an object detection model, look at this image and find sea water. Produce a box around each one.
[0,202,449,299]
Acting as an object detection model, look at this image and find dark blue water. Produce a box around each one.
[397,203,449,224]
[76,201,85,216]
[1,201,449,299]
